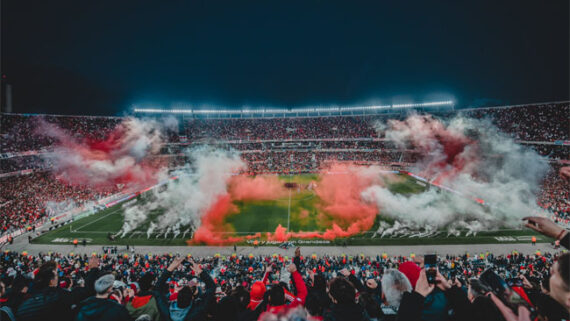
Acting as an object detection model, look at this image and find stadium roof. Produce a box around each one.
[133,100,454,118]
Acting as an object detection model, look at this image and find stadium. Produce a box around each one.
[1,100,567,248]
[1,2,569,321]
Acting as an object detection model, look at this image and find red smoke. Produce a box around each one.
[304,163,380,239]
[387,115,479,184]
[191,195,242,245]
[267,224,290,242]
[561,166,570,180]
[40,118,165,189]
[191,175,288,245]
[192,163,381,244]
[228,175,287,200]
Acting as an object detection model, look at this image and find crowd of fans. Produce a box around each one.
[184,103,569,142]
[240,151,402,174]
[538,165,570,222]
[0,103,568,238]
[1,103,568,154]
[0,173,119,235]
[185,117,379,141]
[0,231,568,321]
[0,156,49,173]
[0,103,569,320]
[460,102,569,142]
[531,145,568,160]
[1,115,122,153]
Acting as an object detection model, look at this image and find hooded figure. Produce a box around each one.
[247,281,266,311]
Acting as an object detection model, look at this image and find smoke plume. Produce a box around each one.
[40,117,171,189]
[365,114,550,235]
[120,146,245,239]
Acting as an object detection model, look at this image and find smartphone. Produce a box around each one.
[506,278,524,287]
[479,269,535,317]
[424,254,437,284]
[449,270,456,283]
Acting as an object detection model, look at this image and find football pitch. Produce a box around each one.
[32,173,547,246]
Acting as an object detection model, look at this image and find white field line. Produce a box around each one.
[287,188,292,231]
[73,208,123,232]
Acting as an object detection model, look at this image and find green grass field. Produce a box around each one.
[32,173,548,246]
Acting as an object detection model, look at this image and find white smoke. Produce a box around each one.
[119,146,245,237]
[364,115,550,235]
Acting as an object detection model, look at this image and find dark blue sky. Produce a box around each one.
[2,0,568,115]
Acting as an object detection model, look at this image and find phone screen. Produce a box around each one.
[449,270,456,283]
[480,269,535,316]
[424,254,437,284]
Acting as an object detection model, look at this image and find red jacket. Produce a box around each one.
[247,271,271,311]
[262,271,308,315]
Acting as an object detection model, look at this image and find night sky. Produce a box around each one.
[2,1,568,116]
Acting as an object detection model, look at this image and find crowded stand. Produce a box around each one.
[0,173,119,235]
[538,165,570,222]
[0,229,568,321]
[531,145,569,160]
[239,150,402,174]
[183,102,569,142]
[185,117,379,141]
[0,103,568,320]
[460,102,569,141]
[1,102,569,244]
[0,156,49,173]
[0,115,122,153]
[1,102,568,154]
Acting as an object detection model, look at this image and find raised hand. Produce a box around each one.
[190,260,203,275]
[452,278,462,288]
[308,269,315,278]
[167,256,184,272]
[489,293,531,321]
[523,216,566,239]
[435,271,451,291]
[286,263,297,273]
[88,256,100,269]
[415,270,435,297]
[519,275,533,289]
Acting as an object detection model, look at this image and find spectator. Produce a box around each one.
[15,257,100,321]
[74,274,132,321]
[357,292,382,321]
[125,257,182,321]
[323,277,368,321]
[168,259,216,321]
[0,248,567,321]
[380,269,412,318]
[247,281,266,311]
[262,263,307,316]
[548,253,570,313]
